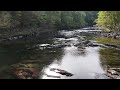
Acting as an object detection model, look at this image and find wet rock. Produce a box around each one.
[104,44,120,48]
[13,68,40,79]
[18,36,23,38]
[49,51,56,53]
[105,67,120,79]
[107,70,118,75]
[11,62,40,79]
[82,40,91,45]
[50,68,73,77]
[74,43,82,47]
[38,44,50,47]
[105,73,120,79]
[87,43,100,47]
[112,68,120,72]
[51,44,67,48]
[13,37,18,40]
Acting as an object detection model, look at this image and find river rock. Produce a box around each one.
[107,70,118,75]
[13,68,40,79]
[50,68,73,77]
[112,68,120,72]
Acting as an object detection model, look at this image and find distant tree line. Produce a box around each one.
[0,11,98,30]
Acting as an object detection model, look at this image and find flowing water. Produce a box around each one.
[0,29,119,79]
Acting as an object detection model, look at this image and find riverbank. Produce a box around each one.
[0,27,58,45]
[0,28,120,79]
[96,37,120,46]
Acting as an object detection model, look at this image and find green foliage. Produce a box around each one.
[0,11,11,28]
[0,11,97,30]
[100,48,120,67]
[85,11,98,26]
[96,37,120,46]
[96,11,120,32]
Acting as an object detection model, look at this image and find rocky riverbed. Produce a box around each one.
[0,28,120,79]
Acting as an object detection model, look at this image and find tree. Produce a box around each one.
[96,11,120,32]
[0,11,11,28]
[9,11,22,28]
[85,11,98,26]
[72,11,86,28]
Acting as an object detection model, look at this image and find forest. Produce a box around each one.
[0,11,97,29]
[0,11,98,39]
[1,11,120,32]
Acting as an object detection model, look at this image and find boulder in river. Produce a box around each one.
[50,68,73,77]
[107,70,118,75]
[105,67,120,79]
[111,68,120,72]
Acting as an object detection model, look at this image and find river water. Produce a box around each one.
[0,29,119,79]
[40,30,108,79]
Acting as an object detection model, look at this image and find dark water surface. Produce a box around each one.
[0,29,119,79]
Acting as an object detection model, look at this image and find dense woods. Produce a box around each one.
[1,11,120,33]
[0,11,98,30]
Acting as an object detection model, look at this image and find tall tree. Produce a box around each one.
[85,11,98,26]
[96,11,120,32]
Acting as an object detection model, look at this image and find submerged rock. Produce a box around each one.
[112,68,120,72]
[50,68,73,77]
[11,62,40,79]
[13,68,40,79]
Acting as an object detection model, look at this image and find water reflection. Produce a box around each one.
[100,48,120,68]
[0,40,63,78]
[40,46,106,79]
[0,29,117,79]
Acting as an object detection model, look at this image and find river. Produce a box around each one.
[0,28,119,79]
